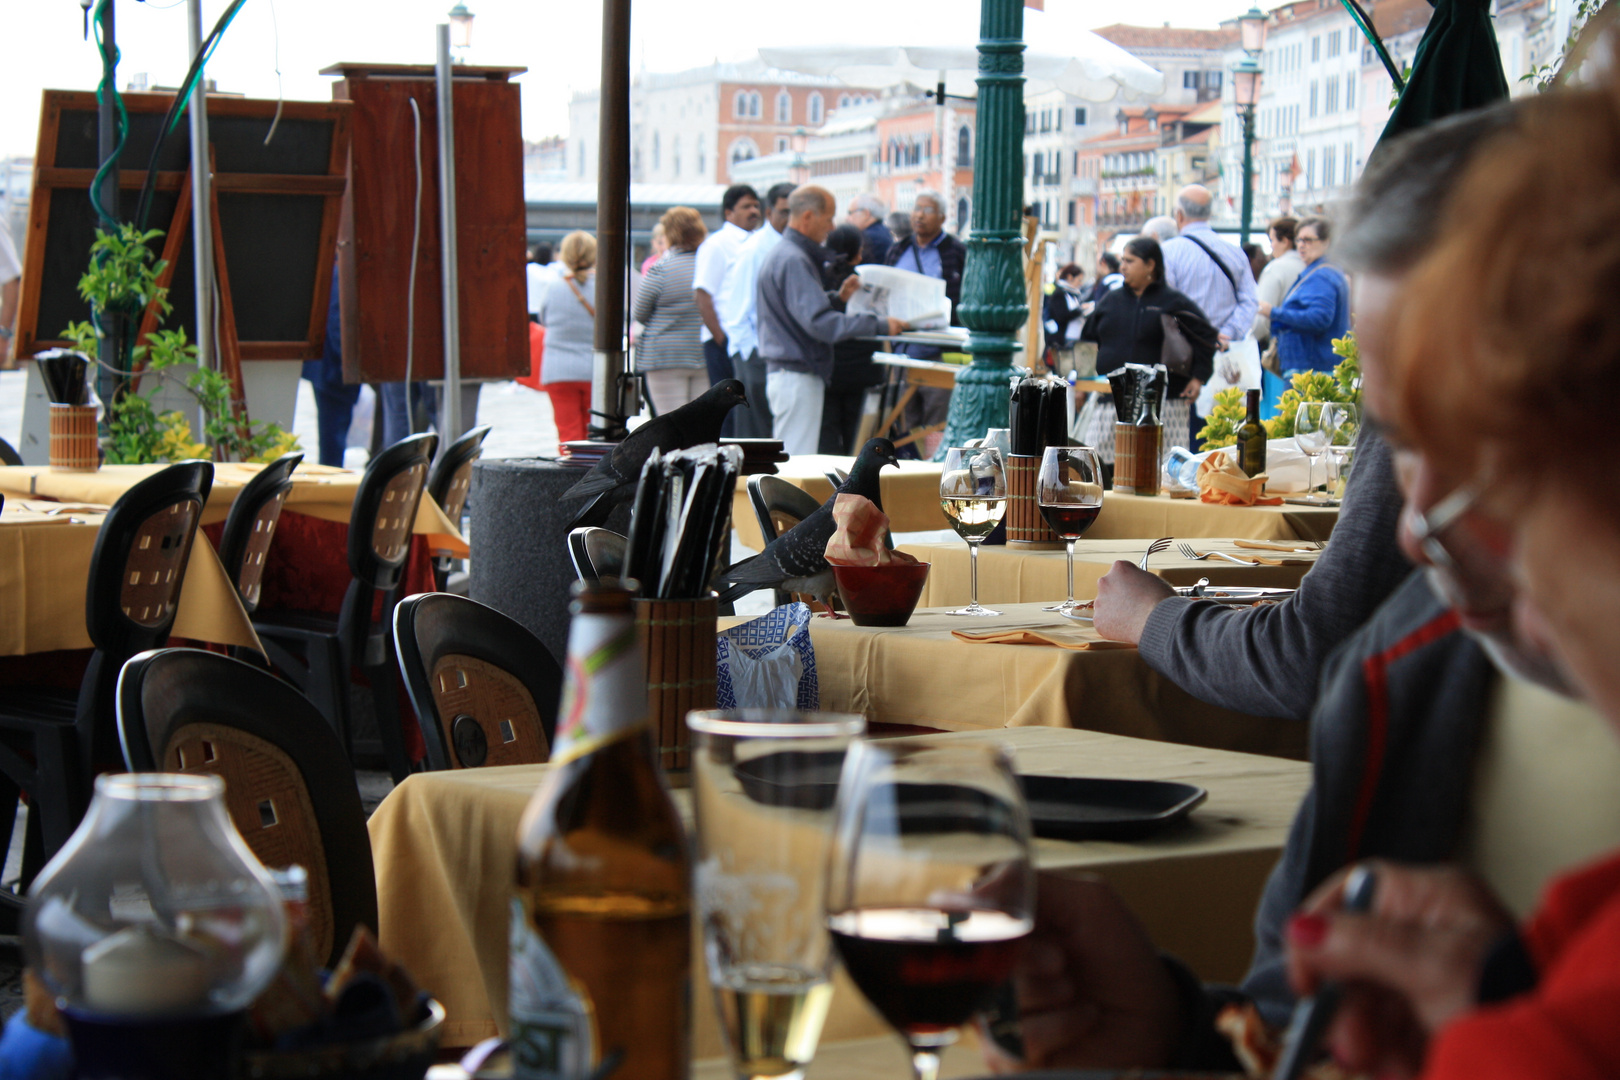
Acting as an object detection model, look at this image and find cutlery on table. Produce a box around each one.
[1138,536,1173,571]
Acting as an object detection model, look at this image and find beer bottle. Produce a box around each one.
[510,580,691,1080]
[1238,388,1268,478]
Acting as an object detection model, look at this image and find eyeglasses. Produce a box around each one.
[1407,480,1517,614]
[1297,234,1322,245]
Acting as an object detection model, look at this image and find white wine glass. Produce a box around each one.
[1325,402,1360,493]
[825,738,1035,1080]
[1293,401,1332,501]
[939,446,1007,617]
[689,710,867,1080]
[1037,446,1104,614]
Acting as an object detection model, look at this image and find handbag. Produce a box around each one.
[1260,336,1282,376]
[1160,312,1194,378]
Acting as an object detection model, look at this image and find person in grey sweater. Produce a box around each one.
[756,185,903,454]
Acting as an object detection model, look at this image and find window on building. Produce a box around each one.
[1074,106,1087,125]
[697,135,706,176]
[1325,78,1338,113]
[1328,30,1341,57]
[751,92,763,118]
[776,91,792,123]
[1344,142,1355,185]
[652,131,660,170]
[577,142,585,177]
[838,93,852,108]
[1306,147,1316,189]
[957,124,972,166]
[1309,81,1318,118]
[1067,200,1076,226]
[1323,144,1336,187]
[730,138,757,169]
[735,91,749,118]
[1311,36,1321,62]
[1346,72,1356,110]
[1184,70,1199,89]
[1208,70,1222,92]
[672,136,681,176]
[957,196,970,230]
[776,136,788,153]
[808,92,823,124]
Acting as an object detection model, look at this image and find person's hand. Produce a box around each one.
[886,316,907,337]
[1178,378,1202,400]
[1092,561,1175,644]
[1257,301,1273,318]
[839,274,863,302]
[1285,861,1515,1078]
[980,872,1181,1073]
[1217,332,1231,350]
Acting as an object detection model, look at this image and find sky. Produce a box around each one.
[1,0,1237,161]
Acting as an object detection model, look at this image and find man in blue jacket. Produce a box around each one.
[1260,215,1350,381]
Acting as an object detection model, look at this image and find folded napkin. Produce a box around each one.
[824,494,920,567]
[950,628,1135,651]
[1197,455,1282,506]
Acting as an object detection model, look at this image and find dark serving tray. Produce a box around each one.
[733,751,1207,841]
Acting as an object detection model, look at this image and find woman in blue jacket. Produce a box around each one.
[1260,216,1349,405]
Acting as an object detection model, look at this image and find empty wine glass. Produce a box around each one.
[1293,401,1332,501]
[824,738,1035,1080]
[939,446,1007,617]
[1036,446,1104,614]
[1325,402,1360,493]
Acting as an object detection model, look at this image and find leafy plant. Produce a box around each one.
[1523,0,1613,92]
[66,225,299,464]
[1197,333,1362,447]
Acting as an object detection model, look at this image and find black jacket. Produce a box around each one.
[1079,280,1216,395]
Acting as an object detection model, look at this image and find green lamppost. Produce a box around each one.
[935,0,1025,458]
[1234,5,1268,247]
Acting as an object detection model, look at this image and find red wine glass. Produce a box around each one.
[1036,446,1104,614]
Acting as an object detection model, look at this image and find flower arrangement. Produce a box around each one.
[1197,334,1362,448]
[64,225,299,464]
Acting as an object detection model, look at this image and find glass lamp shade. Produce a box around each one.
[1234,61,1264,109]
[22,774,287,1020]
[1239,5,1268,54]
[448,2,475,49]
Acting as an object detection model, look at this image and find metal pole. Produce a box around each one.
[187,0,216,378]
[1239,107,1256,248]
[95,0,121,406]
[592,0,633,440]
[435,24,464,446]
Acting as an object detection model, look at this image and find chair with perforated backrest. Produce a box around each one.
[218,452,302,614]
[117,648,378,968]
[393,592,562,770]
[426,425,489,593]
[0,460,214,899]
[252,433,438,782]
[747,475,825,607]
[567,527,627,582]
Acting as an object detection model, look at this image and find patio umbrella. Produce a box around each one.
[1375,0,1509,150]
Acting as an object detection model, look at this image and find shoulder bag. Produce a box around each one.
[564,275,596,318]
[1160,312,1194,378]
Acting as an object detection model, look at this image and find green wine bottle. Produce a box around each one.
[1238,388,1267,478]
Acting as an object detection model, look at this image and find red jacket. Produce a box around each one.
[1427,849,1620,1077]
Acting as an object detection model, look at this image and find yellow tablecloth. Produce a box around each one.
[0,504,261,656]
[734,456,945,550]
[757,603,1304,760]
[898,538,1320,609]
[369,726,1310,1053]
[0,463,469,557]
[1087,491,1339,543]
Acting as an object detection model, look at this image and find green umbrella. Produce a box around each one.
[1376,0,1510,147]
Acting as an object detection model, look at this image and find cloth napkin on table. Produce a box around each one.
[1197,454,1282,506]
[1232,539,1322,553]
[950,627,1135,651]
[824,495,921,567]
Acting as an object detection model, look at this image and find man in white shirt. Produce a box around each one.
[693,184,761,436]
[0,224,21,369]
[525,242,559,320]
[718,182,793,438]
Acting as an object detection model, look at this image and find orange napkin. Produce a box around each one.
[1197,454,1282,506]
[950,628,1135,651]
[1232,539,1320,553]
[824,494,920,567]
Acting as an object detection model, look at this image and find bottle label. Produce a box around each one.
[509,896,597,1080]
[551,614,648,767]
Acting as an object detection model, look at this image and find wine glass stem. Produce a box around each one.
[1064,538,1075,605]
[909,1048,943,1080]
[968,539,981,608]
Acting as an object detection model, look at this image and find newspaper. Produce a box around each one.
[847,264,952,330]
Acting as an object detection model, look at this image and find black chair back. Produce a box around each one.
[348,433,438,591]
[426,425,489,592]
[394,592,562,768]
[747,474,823,546]
[218,452,302,613]
[117,648,378,967]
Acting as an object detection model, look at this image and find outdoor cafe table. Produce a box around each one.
[0,500,259,655]
[898,537,1321,610]
[1088,491,1339,543]
[732,603,1305,761]
[368,726,1311,1056]
[733,454,946,549]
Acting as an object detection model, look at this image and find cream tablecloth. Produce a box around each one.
[370,726,1310,1053]
[1087,492,1338,543]
[734,455,945,549]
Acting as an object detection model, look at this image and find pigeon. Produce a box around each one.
[715,438,900,614]
[561,379,748,529]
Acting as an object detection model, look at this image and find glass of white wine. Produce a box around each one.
[688,709,868,1080]
[1293,401,1332,502]
[939,445,1008,617]
[1325,401,1360,492]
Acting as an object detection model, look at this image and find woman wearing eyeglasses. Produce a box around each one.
[1258,217,1350,387]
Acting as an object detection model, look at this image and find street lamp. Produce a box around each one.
[448,3,475,59]
[1238,4,1268,55]
[1232,49,1264,246]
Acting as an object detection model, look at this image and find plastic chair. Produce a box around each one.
[393,592,562,769]
[217,452,302,614]
[0,460,214,895]
[746,475,825,607]
[252,432,438,782]
[426,425,489,593]
[567,527,627,582]
[117,647,378,967]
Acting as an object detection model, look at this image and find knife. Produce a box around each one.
[1272,865,1378,1080]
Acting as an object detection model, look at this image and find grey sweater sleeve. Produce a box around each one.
[1135,429,1409,721]
[782,254,880,344]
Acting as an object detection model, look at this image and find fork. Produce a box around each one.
[1177,542,1256,566]
[1138,537,1174,571]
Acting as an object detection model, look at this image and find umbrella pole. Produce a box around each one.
[936,0,1024,458]
[591,0,634,440]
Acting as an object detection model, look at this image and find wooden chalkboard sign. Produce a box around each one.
[14,91,351,363]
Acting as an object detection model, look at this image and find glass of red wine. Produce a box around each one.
[1037,445,1104,614]
[824,738,1035,1080]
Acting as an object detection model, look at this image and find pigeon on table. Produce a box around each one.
[715,438,900,615]
[561,379,749,530]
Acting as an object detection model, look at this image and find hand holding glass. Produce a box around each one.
[1037,446,1104,614]
[939,446,1007,617]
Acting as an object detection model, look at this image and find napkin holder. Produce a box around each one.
[1005,455,1064,549]
[636,595,718,778]
[49,405,99,472]
[1114,423,1162,496]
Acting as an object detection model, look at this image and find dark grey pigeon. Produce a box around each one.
[562,379,748,529]
[716,438,900,614]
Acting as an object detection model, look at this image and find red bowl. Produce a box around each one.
[831,562,931,627]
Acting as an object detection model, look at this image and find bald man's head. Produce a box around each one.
[1175,185,1213,223]
[789,185,838,243]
